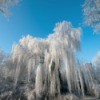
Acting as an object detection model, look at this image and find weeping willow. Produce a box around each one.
[0,21,100,100]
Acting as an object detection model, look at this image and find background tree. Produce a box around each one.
[83,0,100,33]
[0,0,19,16]
[0,50,4,63]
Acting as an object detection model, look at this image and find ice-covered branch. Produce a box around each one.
[0,0,19,16]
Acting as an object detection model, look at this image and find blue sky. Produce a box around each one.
[0,0,100,62]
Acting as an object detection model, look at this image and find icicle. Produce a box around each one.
[27,59,32,83]
[49,59,61,96]
[35,55,44,98]
[35,63,43,97]
[77,68,84,97]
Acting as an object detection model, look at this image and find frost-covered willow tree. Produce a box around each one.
[94,52,100,67]
[92,52,100,98]
[0,50,4,63]
[48,21,82,94]
[83,0,100,33]
[93,52,100,82]
[11,21,83,97]
[0,0,19,16]
[0,21,100,99]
